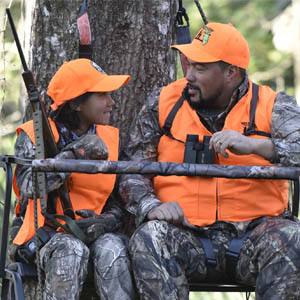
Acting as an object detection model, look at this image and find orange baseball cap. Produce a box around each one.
[171,22,250,69]
[47,58,131,110]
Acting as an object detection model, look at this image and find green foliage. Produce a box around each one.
[0,0,22,205]
[177,0,294,94]
[0,2,22,282]
[0,1,297,298]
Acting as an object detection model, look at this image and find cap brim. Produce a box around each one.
[90,74,131,92]
[171,43,219,64]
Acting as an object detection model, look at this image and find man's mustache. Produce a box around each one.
[187,83,200,90]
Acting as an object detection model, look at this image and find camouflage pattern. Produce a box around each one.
[61,134,109,160]
[119,75,300,299]
[90,233,137,300]
[37,232,136,300]
[14,130,70,200]
[119,77,300,229]
[32,157,300,180]
[40,233,89,300]
[75,206,123,244]
[130,215,300,300]
[10,129,136,299]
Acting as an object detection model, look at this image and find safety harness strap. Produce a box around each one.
[199,231,251,281]
[162,91,186,143]
[243,83,271,138]
[162,83,271,141]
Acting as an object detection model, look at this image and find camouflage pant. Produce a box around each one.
[40,232,136,300]
[129,218,300,300]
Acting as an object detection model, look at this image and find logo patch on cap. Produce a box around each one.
[91,61,106,74]
[195,25,214,45]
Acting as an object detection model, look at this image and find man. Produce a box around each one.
[9,59,136,300]
[120,23,300,299]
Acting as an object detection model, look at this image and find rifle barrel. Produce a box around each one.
[6,8,29,72]
[194,1,208,25]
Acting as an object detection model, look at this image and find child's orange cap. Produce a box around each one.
[47,59,130,110]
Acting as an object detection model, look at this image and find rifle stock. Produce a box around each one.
[6,8,75,219]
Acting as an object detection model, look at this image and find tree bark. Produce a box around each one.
[25,0,178,143]
[21,0,178,299]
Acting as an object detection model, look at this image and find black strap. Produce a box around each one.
[175,0,189,26]
[175,0,191,76]
[243,83,271,138]
[200,230,253,282]
[162,83,271,143]
[162,93,185,143]
[225,216,268,281]
[199,236,222,282]
[199,237,217,267]
[292,178,300,217]
[43,212,87,244]
[225,230,252,281]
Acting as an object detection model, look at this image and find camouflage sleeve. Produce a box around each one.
[119,88,163,226]
[270,92,300,166]
[99,180,126,232]
[14,130,70,200]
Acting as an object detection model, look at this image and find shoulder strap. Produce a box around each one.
[243,83,271,138]
[162,92,185,144]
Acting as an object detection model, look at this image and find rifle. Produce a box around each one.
[6,8,75,220]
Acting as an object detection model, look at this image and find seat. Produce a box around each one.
[0,155,299,299]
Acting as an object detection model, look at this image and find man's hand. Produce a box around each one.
[61,134,108,160]
[209,129,275,160]
[75,209,121,244]
[147,202,197,229]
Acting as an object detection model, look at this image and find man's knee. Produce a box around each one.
[130,220,169,250]
[256,218,300,254]
[40,233,90,267]
[91,233,131,280]
[237,218,300,284]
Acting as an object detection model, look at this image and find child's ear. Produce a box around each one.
[70,101,81,112]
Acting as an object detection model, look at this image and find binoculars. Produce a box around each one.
[183,134,215,164]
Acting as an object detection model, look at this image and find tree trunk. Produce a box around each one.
[25,0,178,143]
[21,0,178,299]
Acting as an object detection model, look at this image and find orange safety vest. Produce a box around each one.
[13,118,119,245]
[154,78,289,226]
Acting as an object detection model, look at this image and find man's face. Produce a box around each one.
[185,58,227,110]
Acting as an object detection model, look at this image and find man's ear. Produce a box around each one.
[226,65,239,79]
[225,65,243,88]
[69,101,81,111]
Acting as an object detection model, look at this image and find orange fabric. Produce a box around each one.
[154,78,289,226]
[13,119,118,245]
[47,59,130,110]
[171,23,250,69]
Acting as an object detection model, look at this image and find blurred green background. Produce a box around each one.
[0,1,298,299]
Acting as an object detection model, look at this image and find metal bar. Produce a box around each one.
[2,155,300,180]
[0,161,13,299]
[31,158,300,180]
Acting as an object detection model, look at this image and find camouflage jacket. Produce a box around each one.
[13,130,126,236]
[119,77,300,235]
